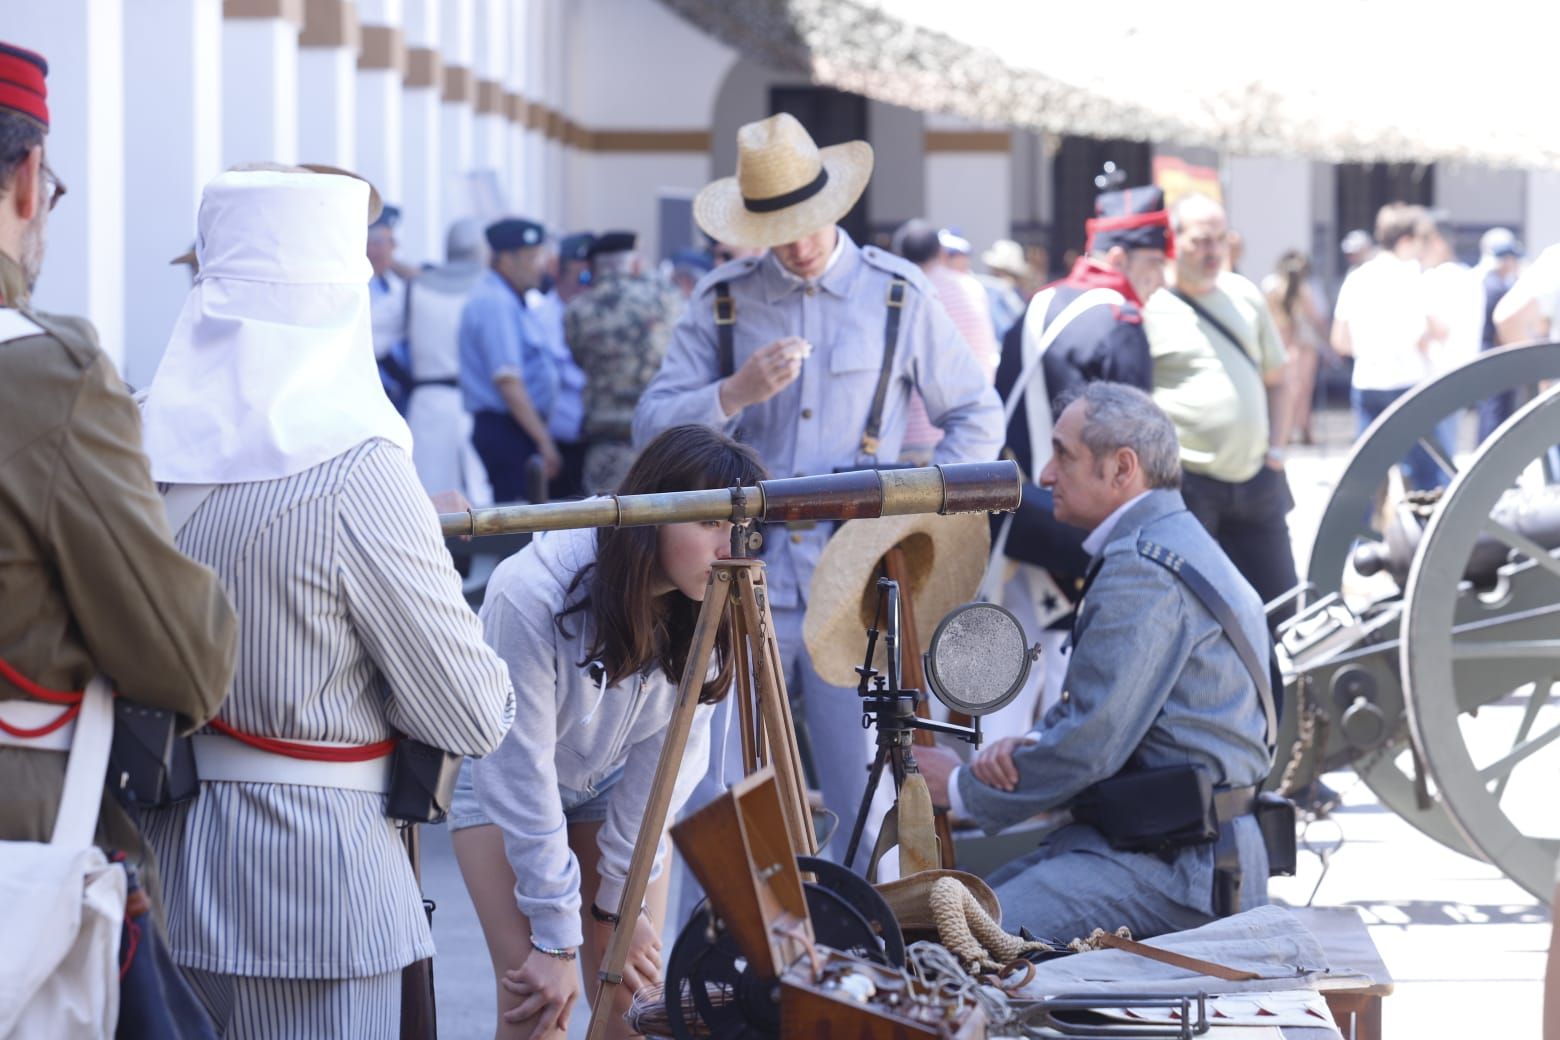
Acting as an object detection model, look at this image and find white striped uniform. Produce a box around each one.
[140,439,514,1026]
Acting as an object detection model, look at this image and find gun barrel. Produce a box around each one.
[439,460,1020,538]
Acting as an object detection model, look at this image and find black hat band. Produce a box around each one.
[743,167,829,214]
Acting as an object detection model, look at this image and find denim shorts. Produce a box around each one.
[448,757,623,831]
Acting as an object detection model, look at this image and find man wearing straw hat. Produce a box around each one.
[634,112,1003,857]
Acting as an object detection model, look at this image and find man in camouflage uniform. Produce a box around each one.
[565,230,685,493]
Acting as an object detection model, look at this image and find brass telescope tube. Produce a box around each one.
[438,460,1021,538]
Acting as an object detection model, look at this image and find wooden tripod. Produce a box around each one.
[584,556,817,1040]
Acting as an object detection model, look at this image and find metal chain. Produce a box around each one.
[1278,673,1321,795]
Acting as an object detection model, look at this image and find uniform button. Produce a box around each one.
[805,285,818,296]
[790,533,803,544]
[801,408,813,419]
[1061,690,1071,704]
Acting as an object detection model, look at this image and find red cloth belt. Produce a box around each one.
[0,655,396,760]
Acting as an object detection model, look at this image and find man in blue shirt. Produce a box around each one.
[528,230,593,499]
[919,383,1273,940]
[459,217,559,503]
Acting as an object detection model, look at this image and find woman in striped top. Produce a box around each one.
[452,425,766,1040]
[136,166,516,1037]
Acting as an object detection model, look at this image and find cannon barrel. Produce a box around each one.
[439,460,1021,538]
[1351,483,1560,587]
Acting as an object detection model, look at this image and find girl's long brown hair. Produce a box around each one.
[557,425,768,703]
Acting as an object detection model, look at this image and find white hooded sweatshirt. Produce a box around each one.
[472,526,714,949]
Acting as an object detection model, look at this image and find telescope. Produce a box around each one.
[438,460,1022,538]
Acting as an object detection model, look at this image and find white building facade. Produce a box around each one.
[8,0,1555,382]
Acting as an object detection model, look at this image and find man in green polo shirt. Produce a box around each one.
[1144,193,1296,626]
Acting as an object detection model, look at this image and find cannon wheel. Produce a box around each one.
[1400,383,1560,903]
[1290,343,1560,853]
[1306,341,1560,598]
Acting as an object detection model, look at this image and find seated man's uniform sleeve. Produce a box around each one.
[632,293,732,446]
[955,552,1194,833]
[53,349,238,728]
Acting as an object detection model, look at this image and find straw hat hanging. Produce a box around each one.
[803,512,990,689]
[694,112,873,249]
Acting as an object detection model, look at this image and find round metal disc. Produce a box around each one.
[797,856,905,966]
[664,905,776,1040]
[1400,382,1560,903]
[926,601,1030,716]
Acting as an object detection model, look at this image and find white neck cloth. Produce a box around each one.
[141,170,412,484]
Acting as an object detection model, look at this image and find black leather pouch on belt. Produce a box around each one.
[386,739,463,824]
[1256,791,1298,876]
[1071,764,1218,853]
[108,702,199,809]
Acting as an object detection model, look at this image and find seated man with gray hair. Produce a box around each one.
[920,382,1276,941]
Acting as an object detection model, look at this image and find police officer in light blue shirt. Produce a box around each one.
[459,217,560,503]
[633,113,1003,861]
[527,230,594,499]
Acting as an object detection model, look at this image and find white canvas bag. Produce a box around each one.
[0,677,124,1039]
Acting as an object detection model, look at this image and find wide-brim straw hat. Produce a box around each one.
[694,112,873,250]
[981,238,1032,278]
[804,512,990,688]
[169,162,383,266]
[876,869,1002,934]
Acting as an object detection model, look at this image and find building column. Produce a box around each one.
[543,0,567,226]
[923,113,1012,258]
[222,0,302,167]
[400,0,442,264]
[439,0,476,224]
[505,5,528,212]
[355,0,405,204]
[123,0,223,387]
[1226,156,1312,286]
[471,0,509,205]
[297,0,358,168]
[11,0,127,369]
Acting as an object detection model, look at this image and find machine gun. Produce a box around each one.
[1270,342,1560,902]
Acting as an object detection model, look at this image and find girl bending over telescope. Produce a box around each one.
[451,424,767,1039]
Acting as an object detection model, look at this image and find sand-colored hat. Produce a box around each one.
[169,162,383,266]
[804,512,990,688]
[981,238,1032,278]
[694,113,873,250]
[875,869,1002,935]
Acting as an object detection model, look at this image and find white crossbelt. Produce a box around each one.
[0,700,76,752]
[190,733,393,794]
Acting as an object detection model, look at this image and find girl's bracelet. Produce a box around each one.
[529,938,578,961]
[590,902,647,926]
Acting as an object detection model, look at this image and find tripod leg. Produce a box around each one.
[583,571,732,1040]
[755,586,812,846]
[843,745,889,873]
[735,570,815,856]
[733,624,760,773]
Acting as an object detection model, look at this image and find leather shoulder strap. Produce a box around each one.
[713,282,735,379]
[1169,287,1258,370]
[861,278,908,456]
[1137,538,1278,750]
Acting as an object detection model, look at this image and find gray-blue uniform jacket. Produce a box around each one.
[957,489,1274,918]
[632,229,1004,609]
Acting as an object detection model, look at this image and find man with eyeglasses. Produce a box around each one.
[0,35,238,915]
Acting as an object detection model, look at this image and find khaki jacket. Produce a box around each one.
[0,250,237,875]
